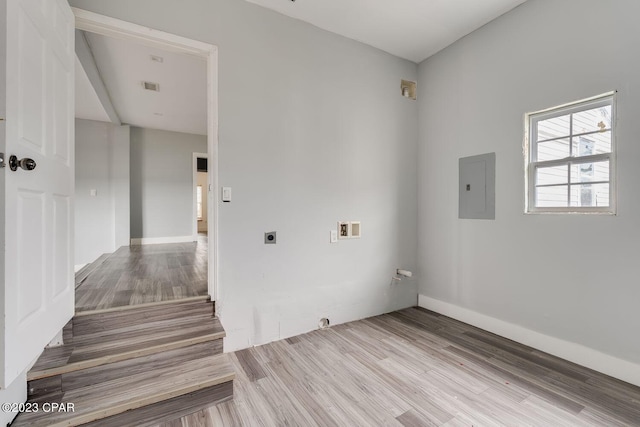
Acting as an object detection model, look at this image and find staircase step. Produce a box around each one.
[75,295,215,318]
[29,341,222,400]
[72,304,213,341]
[29,313,224,380]
[14,353,235,427]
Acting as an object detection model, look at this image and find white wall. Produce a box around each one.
[75,119,130,266]
[417,0,640,381]
[130,127,207,240]
[69,0,419,350]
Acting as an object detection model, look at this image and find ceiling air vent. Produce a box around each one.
[142,81,160,92]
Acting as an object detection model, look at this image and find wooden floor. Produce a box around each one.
[75,234,208,312]
[155,307,640,427]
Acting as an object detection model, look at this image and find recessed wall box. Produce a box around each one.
[350,221,361,238]
[338,222,350,239]
[264,231,276,244]
[400,79,417,100]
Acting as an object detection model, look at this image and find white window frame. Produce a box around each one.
[524,92,616,214]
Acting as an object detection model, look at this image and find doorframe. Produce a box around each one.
[192,152,208,240]
[73,8,220,301]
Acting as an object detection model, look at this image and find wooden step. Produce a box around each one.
[29,341,222,401]
[13,353,235,427]
[72,297,214,337]
[28,314,225,381]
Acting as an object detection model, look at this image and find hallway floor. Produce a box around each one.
[75,234,208,312]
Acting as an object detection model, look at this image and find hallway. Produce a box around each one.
[75,234,208,312]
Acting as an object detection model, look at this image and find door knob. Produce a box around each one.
[9,155,36,171]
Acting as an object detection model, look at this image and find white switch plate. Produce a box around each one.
[330,230,338,243]
[222,187,232,202]
[90,189,97,197]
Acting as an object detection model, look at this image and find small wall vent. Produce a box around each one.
[142,81,160,92]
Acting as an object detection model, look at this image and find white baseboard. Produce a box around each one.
[74,263,88,273]
[130,235,194,245]
[418,294,640,387]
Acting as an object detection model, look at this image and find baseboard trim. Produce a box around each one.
[74,263,88,273]
[418,294,640,387]
[130,236,194,245]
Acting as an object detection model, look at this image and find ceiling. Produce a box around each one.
[75,31,207,135]
[75,1,527,131]
[245,0,528,63]
[75,56,110,123]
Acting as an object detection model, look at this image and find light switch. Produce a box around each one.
[222,187,232,202]
[90,189,97,197]
[330,230,338,243]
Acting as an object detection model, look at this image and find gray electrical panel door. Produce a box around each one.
[459,153,495,220]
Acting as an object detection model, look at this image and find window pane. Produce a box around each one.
[536,164,568,186]
[536,185,568,207]
[537,114,570,141]
[537,138,570,161]
[572,131,611,156]
[573,105,612,134]
[570,160,609,183]
[570,183,610,207]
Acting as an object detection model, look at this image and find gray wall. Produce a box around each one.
[417,0,640,366]
[75,119,130,266]
[70,0,419,350]
[130,127,206,239]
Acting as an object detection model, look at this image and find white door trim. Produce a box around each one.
[72,8,220,301]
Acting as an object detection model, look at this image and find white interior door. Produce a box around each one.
[0,0,75,388]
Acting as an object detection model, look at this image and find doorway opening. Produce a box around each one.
[72,9,219,311]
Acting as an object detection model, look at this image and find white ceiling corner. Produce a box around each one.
[245,0,528,63]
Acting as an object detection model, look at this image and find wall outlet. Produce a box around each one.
[330,230,338,243]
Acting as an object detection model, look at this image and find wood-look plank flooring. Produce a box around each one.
[29,300,222,379]
[75,234,208,312]
[155,307,640,426]
[14,354,235,427]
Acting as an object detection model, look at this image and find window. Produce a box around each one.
[196,185,203,220]
[525,92,615,213]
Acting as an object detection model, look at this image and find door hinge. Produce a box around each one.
[0,153,5,168]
